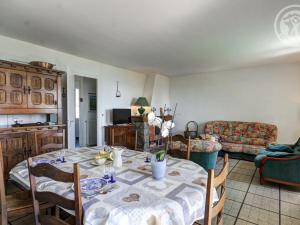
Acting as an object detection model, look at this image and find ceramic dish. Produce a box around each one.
[72,178,107,193]
[90,158,107,166]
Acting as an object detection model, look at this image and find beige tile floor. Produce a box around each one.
[6,157,300,225]
[215,158,300,225]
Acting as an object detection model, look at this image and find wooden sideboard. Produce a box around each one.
[0,125,65,180]
[104,125,137,150]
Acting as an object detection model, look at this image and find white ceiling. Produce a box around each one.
[0,0,300,76]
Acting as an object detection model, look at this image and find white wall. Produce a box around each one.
[170,64,300,144]
[151,74,171,110]
[0,35,147,146]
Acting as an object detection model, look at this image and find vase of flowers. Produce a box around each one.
[147,104,177,180]
[151,150,167,180]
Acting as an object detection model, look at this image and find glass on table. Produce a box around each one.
[144,147,152,163]
[103,162,111,180]
[57,149,66,162]
[108,166,116,183]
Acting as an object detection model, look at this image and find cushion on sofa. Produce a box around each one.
[221,142,265,155]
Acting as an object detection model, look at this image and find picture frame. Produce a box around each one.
[89,93,97,111]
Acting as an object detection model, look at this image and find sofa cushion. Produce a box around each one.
[246,123,267,138]
[220,135,267,146]
[205,121,231,136]
[232,122,248,136]
[222,142,265,155]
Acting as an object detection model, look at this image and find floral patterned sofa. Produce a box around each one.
[204,121,278,155]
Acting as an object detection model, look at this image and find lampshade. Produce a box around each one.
[135,97,149,106]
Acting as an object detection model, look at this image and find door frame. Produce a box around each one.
[67,71,102,149]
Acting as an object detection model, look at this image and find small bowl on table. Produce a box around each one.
[94,157,107,165]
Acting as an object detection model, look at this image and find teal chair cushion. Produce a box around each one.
[190,151,219,171]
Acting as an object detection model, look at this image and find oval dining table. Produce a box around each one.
[10,147,217,225]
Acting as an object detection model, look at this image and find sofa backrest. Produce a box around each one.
[204,121,278,144]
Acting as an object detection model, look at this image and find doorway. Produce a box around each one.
[74,75,97,147]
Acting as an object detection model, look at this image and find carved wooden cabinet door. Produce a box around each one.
[0,133,28,180]
[0,68,27,108]
[27,72,58,108]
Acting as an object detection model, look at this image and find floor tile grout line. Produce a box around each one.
[236,218,258,225]
[279,185,281,225]
[226,189,280,202]
[233,167,257,225]
[224,212,258,225]
[280,199,300,206]
[279,213,300,221]
[225,159,242,225]
[241,202,280,214]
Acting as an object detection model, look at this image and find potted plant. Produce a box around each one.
[148,104,177,180]
[151,150,167,180]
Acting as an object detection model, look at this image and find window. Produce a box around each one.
[75,88,80,119]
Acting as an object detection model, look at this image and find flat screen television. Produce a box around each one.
[112,109,131,125]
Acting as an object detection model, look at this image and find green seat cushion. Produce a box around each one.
[190,151,219,171]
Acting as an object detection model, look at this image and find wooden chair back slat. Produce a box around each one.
[211,190,226,218]
[34,192,75,210]
[169,135,191,160]
[213,158,229,188]
[204,154,229,225]
[28,163,74,182]
[28,158,83,225]
[0,145,8,225]
[35,129,65,154]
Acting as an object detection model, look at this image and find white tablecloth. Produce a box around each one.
[10,147,217,225]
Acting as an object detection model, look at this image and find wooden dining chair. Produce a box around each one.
[203,154,229,225]
[0,145,53,225]
[27,158,83,225]
[168,134,191,160]
[35,129,65,155]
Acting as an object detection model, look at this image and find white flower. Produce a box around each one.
[153,117,162,127]
[164,121,175,130]
[147,112,156,124]
[148,112,175,138]
[161,121,175,137]
[148,112,163,127]
[161,129,169,138]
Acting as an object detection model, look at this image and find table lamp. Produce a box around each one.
[135,97,149,115]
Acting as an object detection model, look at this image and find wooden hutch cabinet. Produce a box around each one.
[0,60,65,180]
[0,60,63,117]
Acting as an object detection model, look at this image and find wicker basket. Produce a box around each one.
[184,121,198,139]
